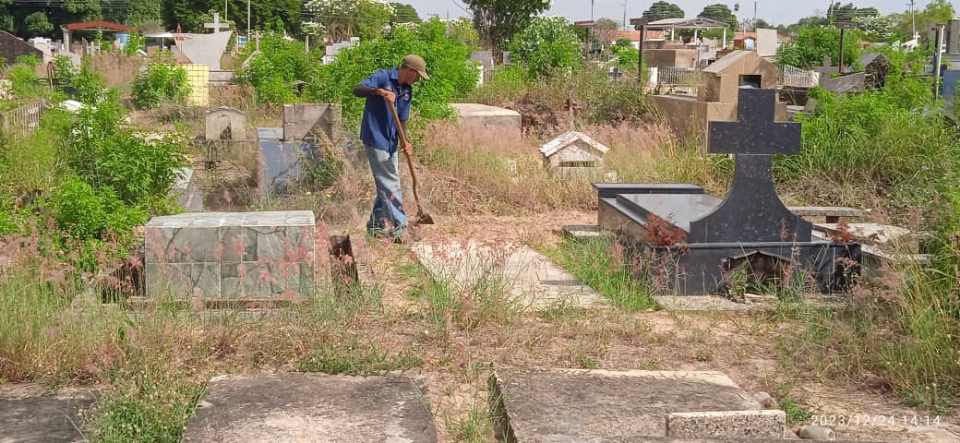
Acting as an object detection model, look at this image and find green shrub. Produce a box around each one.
[467,65,529,106]
[237,32,312,105]
[50,57,109,104]
[7,59,44,99]
[132,62,191,108]
[508,17,581,78]
[777,26,862,69]
[775,72,957,211]
[65,96,187,210]
[307,18,478,127]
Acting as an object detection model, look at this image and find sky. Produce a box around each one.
[402,0,960,26]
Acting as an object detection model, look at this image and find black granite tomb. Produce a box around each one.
[596,88,861,295]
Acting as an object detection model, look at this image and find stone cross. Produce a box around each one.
[687,87,812,244]
[204,13,231,33]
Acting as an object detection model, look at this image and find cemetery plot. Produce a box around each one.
[596,88,861,295]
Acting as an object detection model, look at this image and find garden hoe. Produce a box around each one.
[387,100,435,226]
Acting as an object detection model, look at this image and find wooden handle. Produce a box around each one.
[385,100,423,211]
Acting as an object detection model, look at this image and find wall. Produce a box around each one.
[86,52,144,91]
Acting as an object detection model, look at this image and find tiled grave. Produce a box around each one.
[145,211,316,299]
[183,374,437,442]
[413,241,605,309]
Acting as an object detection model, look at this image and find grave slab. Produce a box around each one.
[412,241,605,309]
[450,103,521,129]
[183,374,437,443]
[0,384,94,443]
[491,369,778,442]
[258,127,317,195]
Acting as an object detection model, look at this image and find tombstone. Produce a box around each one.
[596,88,861,295]
[205,106,247,141]
[539,131,609,176]
[470,50,495,83]
[282,103,341,143]
[144,211,317,300]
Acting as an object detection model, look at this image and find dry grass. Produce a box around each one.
[414,120,726,217]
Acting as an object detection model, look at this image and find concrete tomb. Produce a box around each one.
[184,374,437,442]
[144,211,316,299]
[205,106,248,141]
[540,131,609,176]
[597,88,861,295]
[258,127,318,194]
[282,103,341,144]
[450,103,521,130]
[491,369,786,441]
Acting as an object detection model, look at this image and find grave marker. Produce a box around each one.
[595,88,861,295]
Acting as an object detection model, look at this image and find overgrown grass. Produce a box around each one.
[776,257,960,412]
[543,238,657,312]
[446,404,494,443]
[298,340,422,375]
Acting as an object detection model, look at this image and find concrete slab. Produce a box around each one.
[412,241,605,310]
[561,224,613,241]
[491,369,769,442]
[814,222,912,246]
[0,384,94,443]
[667,410,785,439]
[184,373,437,443]
[450,103,521,130]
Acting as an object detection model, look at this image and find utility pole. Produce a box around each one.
[622,0,628,30]
[225,0,228,24]
[638,24,645,87]
[910,0,917,38]
[754,1,758,30]
[935,24,945,99]
[591,0,595,21]
[247,0,251,38]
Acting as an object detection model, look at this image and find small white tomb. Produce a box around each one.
[540,131,609,175]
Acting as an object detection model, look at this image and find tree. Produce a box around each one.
[463,0,551,55]
[509,16,581,78]
[754,19,771,29]
[24,12,53,37]
[124,0,163,26]
[64,0,102,22]
[303,0,394,42]
[447,17,480,48]
[641,1,684,23]
[776,26,861,69]
[698,4,737,29]
[391,3,420,24]
[858,15,896,42]
[592,18,619,46]
[895,0,954,39]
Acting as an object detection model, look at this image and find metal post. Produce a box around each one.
[638,25,645,87]
[247,0,251,38]
[935,24,945,99]
[838,27,845,74]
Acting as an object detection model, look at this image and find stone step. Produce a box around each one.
[183,373,437,442]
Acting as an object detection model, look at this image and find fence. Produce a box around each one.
[779,65,820,88]
[657,67,706,86]
[0,100,46,139]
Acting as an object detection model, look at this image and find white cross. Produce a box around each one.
[204,13,231,33]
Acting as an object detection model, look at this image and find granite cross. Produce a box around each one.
[687,87,812,244]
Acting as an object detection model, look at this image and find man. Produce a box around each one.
[353,54,429,242]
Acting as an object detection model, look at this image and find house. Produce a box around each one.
[540,131,609,175]
[734,32,757,50]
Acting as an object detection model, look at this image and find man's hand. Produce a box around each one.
[377,88,396,104]
[401,140,413,156]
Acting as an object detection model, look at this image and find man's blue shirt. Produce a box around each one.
[360,68,412,153]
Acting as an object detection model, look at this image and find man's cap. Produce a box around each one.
[402,54,430,80]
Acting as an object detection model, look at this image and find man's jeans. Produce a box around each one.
[364,144,407,234]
